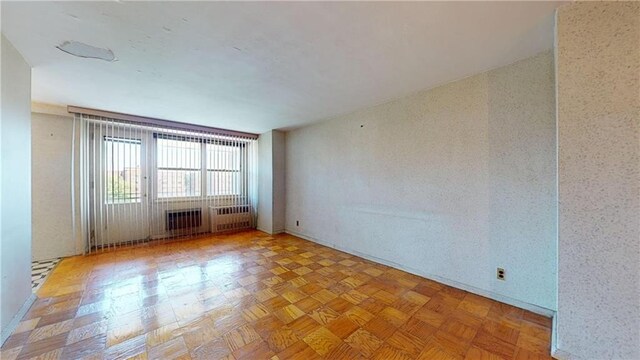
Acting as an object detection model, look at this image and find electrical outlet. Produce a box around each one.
[497,268,506,281]
[296,220,299,227]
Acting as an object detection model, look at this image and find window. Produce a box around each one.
[207,143,241,196]
[154,134,244,199]
[105,136,142,203]
[80,114,257,252]
[156,136,201,198]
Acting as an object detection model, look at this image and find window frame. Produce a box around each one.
[155,134,203,199]
[205,141,243,197]
[152,133,246,201]
[103,136,143,204]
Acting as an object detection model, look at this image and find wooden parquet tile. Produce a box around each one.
[0,230,553,359]
[303,327,343,356]
[265,326,299,352]
[344,328,383,357]
[387,329,427,357]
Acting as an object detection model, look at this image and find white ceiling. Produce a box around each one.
[1,1,563,134]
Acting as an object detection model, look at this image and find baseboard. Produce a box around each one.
[551,311,559,358]
[256,227,285,235]
[285,228,555,318]
[1,293,36,346]
[550,314,583,360]
[256,227,270,234]
[552,348,582,360]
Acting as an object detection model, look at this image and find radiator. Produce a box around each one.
[166,208,202,231]
[209,205,252,233]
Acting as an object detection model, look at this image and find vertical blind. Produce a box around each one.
[73,112,258,254]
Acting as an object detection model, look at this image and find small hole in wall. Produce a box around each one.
[360,125,364,128]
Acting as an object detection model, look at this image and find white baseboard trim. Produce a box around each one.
[552,348,582,360]
[256,227,285,235]
[550,314,583,360]
[285,228,555,318]
[1,292,36,346]
[551,312,559,358]
[256,227,274,234]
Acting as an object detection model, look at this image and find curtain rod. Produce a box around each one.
[67,105,259,139]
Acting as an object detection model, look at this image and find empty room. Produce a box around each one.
[1,1,638,359]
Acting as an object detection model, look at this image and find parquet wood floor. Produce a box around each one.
[0,231,553,360]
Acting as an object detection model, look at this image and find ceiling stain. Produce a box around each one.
[56,41,116,62]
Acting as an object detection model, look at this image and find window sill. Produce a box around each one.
[153,195,245,203]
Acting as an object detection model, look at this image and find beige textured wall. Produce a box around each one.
[258,130,286,234]
[286,51,557,311]
[556,2,640,359]
[1,34,32,343]
[272,130,286,234]
[31,112,77,260]
[258,131,274,233]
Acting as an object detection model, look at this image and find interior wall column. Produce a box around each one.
[257,130,285,234]
[555,2,639,359]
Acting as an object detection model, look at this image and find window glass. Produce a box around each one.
[206,144,241,196]
[206,144,240,170]
[157,138,201,198]
[157,138,201,169]
[105,137,141,203]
